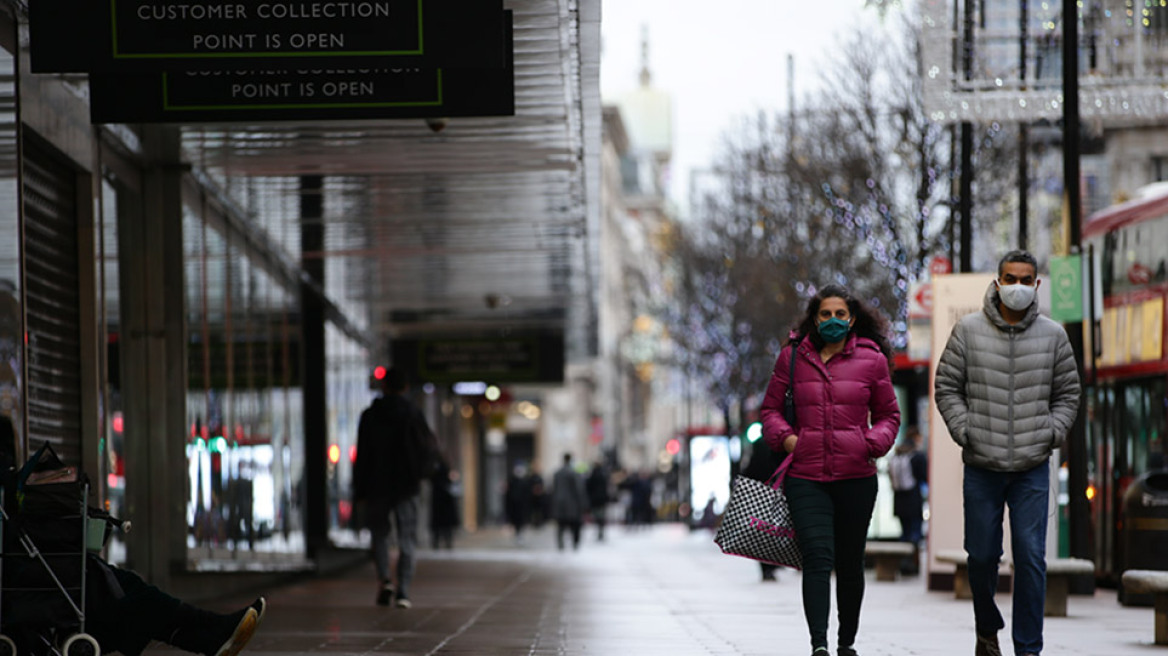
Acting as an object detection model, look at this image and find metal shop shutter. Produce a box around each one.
[22,137,81,465]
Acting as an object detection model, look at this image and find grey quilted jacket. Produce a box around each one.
[934,282,1081,472]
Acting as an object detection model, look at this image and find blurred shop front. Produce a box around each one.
[0,0,602,597]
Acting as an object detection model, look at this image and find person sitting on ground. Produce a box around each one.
[85,566,266,656]
[0,414,267,656]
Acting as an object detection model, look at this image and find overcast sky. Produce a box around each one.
[599,0,879,210]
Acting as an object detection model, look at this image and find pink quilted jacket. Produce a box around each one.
[759,333,901,482]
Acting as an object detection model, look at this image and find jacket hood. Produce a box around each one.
[982,281,1038,331]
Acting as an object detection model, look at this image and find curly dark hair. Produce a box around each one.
[789,284,894,364]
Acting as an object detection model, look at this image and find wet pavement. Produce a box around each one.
[145,523,1160,655]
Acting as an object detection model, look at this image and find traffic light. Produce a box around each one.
[369,365,387,390]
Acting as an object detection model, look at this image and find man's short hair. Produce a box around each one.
[382,367,408,392]
[997,249,1038,277]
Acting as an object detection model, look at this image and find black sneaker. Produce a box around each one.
[812,648,829,656]
[209,604,260,656]
[839,647,859,656]
[395,594,412,609]
[376,581,394,607]
[975,633,1003,656]
[250,597,267,624]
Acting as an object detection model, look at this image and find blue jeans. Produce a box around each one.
[963,462,1049,656]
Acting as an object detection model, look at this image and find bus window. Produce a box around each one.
[1118,378,1166,482]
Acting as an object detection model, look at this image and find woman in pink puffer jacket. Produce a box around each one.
[759,284,901,656]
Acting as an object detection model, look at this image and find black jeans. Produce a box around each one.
[785,475,878,652]
[86,562,183,655]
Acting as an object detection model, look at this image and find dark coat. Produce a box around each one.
[504,474,533,527]
[550,464,586,522]
[352,393,437,505]
[429,460,459,529]
[585,467,610,508]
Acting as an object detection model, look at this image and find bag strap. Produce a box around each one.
[764,454,793,490]
[788,337,801,382]
[783,336,803,425]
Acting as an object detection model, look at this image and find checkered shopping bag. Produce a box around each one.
[713,458,802,570]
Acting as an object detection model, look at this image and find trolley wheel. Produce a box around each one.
[61,633,99,656]
[0,634,15,656]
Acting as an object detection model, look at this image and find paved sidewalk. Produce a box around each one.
[146,523,1161,655]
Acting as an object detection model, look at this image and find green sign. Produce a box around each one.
[1049,255,1083,323]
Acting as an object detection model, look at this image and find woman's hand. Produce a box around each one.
[782,434,797,453]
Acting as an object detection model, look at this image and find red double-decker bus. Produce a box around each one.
[1081,182,1168,584]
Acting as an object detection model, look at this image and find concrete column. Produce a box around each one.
[117,125,186,587]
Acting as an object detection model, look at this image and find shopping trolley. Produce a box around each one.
[0,443,128,656]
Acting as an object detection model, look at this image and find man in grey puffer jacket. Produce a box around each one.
[935,250,1081,656]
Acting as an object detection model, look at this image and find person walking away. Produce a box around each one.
[550,452,587,550]
[629,470,655,527]
[429,456,459,549]
[585,461,611,541]
[353,367,438,609]
[527,467,549,527]
[760,284,901,656]
[741,438,789,582]
[504,464,533,543]
[934,250,1081,656]
[888,426,928,574]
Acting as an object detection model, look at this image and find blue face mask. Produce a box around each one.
[817,317,851,343]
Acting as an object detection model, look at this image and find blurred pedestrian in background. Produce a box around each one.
[585,461,611,541]
[761,284,901,656]
[504,463,533,544]
[888,426,928,574]
[429,456,459,550]
[550,452,587,551]
[621,470,655,528]
[528,467,549,527]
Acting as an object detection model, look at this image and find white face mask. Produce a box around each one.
[997,282,1036,311]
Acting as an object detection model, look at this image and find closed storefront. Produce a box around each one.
[21,133,82,464]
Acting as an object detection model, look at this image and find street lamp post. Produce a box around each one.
[1062,0,1092,585]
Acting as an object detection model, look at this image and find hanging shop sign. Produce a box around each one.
[88,62,514,123]
[30,0,507,72]
[391,334,565,384]
[88,13,513,123]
